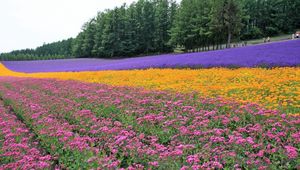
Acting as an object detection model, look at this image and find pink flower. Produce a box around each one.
[100,126,109,132]
[228,152,236,157]
[233,116,240,122]
[114,121,122,126]
[222,117,230,125]
[179,126,189,135]
[246,137,255,145]
[38,161,50,168]
[180,166,189,170]
[257,150,264,157]
[292,132,300,143]
[108,160,120,168]
[210,136,225,143]
[172,149,183,156]
[285,146,298,159]
[281,114,286,119]
[39,155,52,161]
[187,154,199,164]
[258,166,268,170]
[193,130,202,136]
[214,129,223,136]
[192,165,201,170]
[263,157,271,164]
[138,133,145,139]
[235,137,246,145]
[234,164,240,168]
[148,161,159,167]
[211,161,223,169]
[115,136,127,144]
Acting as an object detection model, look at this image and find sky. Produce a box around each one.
[0,0,180,53]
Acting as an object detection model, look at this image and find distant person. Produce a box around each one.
[292,34,295,39]
[267,37,270,42]
[295,31,300,38]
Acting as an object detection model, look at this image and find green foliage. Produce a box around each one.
[241,0,300,39]
[1,0,299,60]
[0,38,74,61]
[72,0,177,58]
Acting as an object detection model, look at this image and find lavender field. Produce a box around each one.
[3,40,300,73]
[2,0,300,168]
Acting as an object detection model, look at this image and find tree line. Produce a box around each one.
[0,38,73,61]
[1,0,299,60]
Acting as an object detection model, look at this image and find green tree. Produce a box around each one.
[210,0,243,47]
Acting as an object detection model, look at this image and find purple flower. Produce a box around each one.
[3,40,300,73]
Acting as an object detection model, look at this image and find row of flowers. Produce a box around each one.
[0,63,298,114]
[0,77,299,169]
[0,99,53,169]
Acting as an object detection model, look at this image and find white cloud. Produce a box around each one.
[0,0,142,52]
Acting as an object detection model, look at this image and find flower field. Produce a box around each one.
[0,41,300,169]
[0,64,299,114]
[0,77,299,169]
[3,40,300,73]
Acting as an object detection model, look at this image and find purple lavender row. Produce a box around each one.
[3,40,300,73]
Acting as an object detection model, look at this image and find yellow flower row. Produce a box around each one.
[0,63,299,113]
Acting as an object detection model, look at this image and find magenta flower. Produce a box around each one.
[285,146,298,159]
[0,77,299,169]
[148,161,159,167]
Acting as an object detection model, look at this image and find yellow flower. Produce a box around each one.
[0,63,299,113]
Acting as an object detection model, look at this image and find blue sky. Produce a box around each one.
[0,0,180,53]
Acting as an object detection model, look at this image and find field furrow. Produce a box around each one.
[0,98,55,169]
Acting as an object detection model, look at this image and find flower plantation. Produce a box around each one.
[0,64,299,114]
[3,40,300,73]
[0,77,299,169]
[0,39,299,169]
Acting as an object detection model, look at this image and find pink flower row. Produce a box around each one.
[0,77,299,169]
[0,100,53,170]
